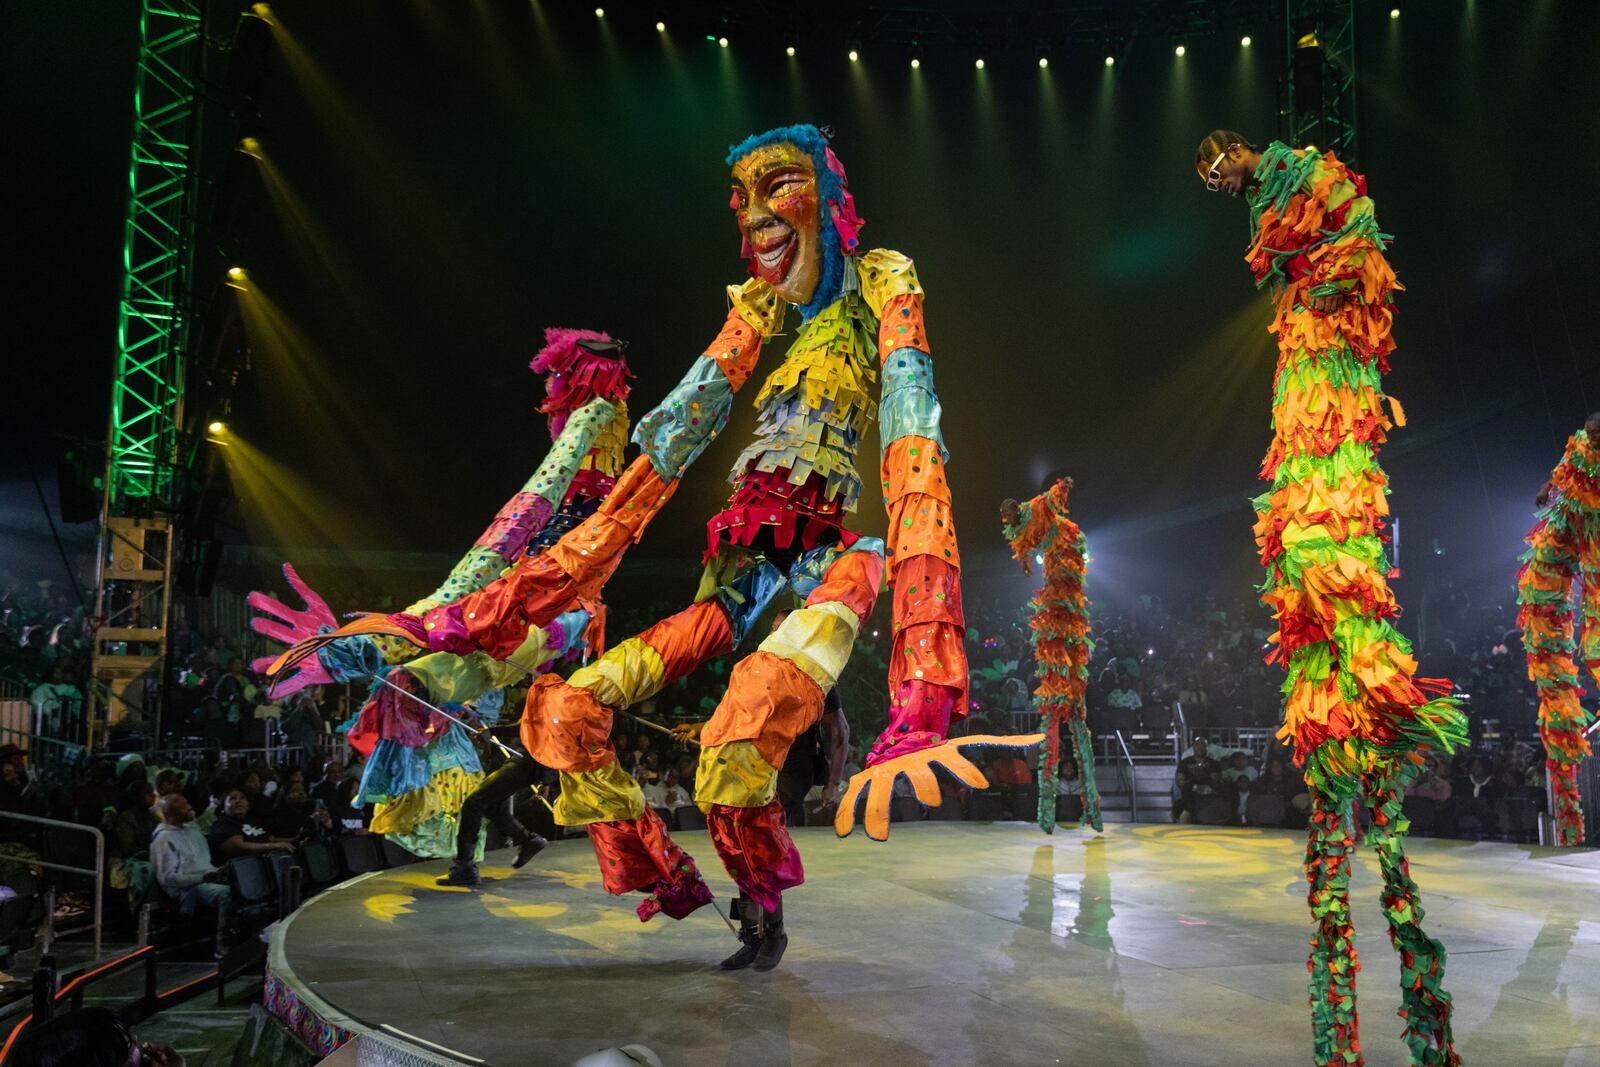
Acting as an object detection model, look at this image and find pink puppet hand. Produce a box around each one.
[834,733,1045,842]
[249,563,337,696]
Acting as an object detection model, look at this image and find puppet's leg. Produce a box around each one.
[552,546,784,721]
[521,676,713,922]
[1305,776,1361,1067]
[697,539,885,971]
[1360,769,1458,1067]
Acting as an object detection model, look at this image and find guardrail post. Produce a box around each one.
[31,952,56,1024]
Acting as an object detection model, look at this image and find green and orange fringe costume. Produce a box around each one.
[1245,142,1467,1067]
[1002,478,1100,833]
[1516,427,1600,846]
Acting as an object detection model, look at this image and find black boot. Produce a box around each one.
[511,833,547,869]
[719,897,761,970]
[752,899,787,972]
[436,862,480,887]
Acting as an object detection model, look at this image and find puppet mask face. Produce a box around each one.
[730,141,822,305]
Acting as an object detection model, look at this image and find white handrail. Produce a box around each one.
[1113,730,1137,824]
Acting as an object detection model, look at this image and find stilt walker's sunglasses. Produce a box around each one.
[1204,144,1241,191]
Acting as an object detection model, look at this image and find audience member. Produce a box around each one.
[151,794,233,958]
[206,788,294,863]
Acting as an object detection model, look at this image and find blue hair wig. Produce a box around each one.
[726,123,849,321]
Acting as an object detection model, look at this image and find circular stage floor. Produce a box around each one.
[269,823,1600,1066]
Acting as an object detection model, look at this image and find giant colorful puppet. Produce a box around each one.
[1516,413,1600,846]
[1000,477,1100,833]
[506,123,1039,972]
[249,332,692,874]
[1198,131,1467,1067]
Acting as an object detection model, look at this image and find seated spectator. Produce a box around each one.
[1233,775,1255,825]
[280,686,325,760]
[1258,759,1308,812]
[151,793,233,959]
[206,788,294,863]
[1055,757,1083,796]
[10,1006,185,1067]
[1179,738,1222,788]
[1219,751,1257,788]
[1170,768,1189,822]
[268,781,334,842]
[310,758,344,805]
[72,759,118,824]
[989,750,1032,786]
[1452,756,1499,834]
[110,780,159,863]
[0,750,42,817]
[645,768,695,812]
[1409,758,1453,802]
[1172,737,1223,822]
[1107,675,1143,718]
[634,751,662,789]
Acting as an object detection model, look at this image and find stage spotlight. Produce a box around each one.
[1175,44,1186,57]
[227,266,247,281]
[238,136,262,158]
[1241,35,1252,47]
[655,21,665,32]
[1038,56,1049,69]
[975,57,985,70]
[786,45,795,56]
[1104,55,1115,67]
[719,36,729,48]
[910,57,920,69]
[1390,7,1400,17]
[208,421,227,435]
[848,49,859,62]
[593,7,603,18]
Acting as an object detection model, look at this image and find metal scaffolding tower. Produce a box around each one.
[1282,0,1359,166]
[89,0,206,748]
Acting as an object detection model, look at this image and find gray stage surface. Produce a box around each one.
[269,823,1600,1066]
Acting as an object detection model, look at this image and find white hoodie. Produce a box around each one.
[149,821,215,896]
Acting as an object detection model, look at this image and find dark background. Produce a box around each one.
[6,0,1598,630]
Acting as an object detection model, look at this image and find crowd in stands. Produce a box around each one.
[0,739,368,959]
[0,566,1567,970]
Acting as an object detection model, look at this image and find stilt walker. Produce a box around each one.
[1517,413,1600,846]
[1197,130,1467,1067]
[1001,477,1101,833]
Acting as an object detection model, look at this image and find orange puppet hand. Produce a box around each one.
[833,734,1045,841]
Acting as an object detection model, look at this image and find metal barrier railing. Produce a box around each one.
[0,727,86,780]
[1113,730,1137,824]
[0,812,103,958]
